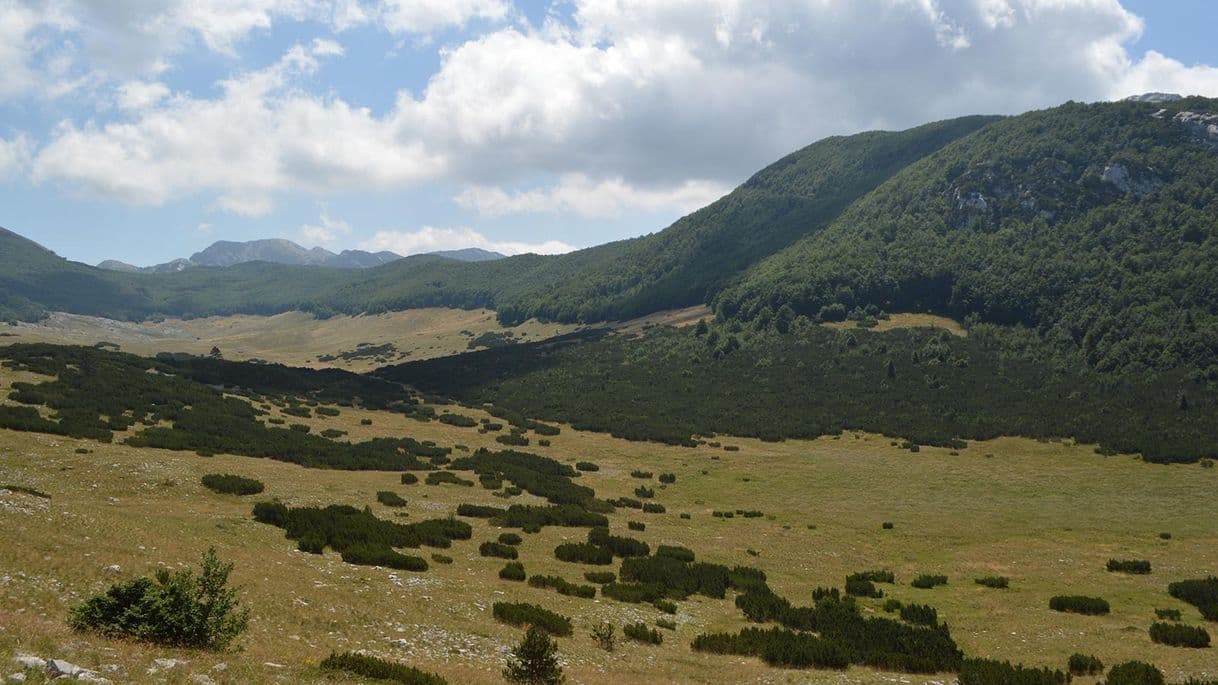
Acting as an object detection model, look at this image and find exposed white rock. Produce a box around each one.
[9,657,41,671]
[1125,92,1183,103]
[1171,111,1218,150]
[6,673,26,683]
[1100,163,1164,197]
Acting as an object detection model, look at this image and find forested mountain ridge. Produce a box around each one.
[718,97,1218,375]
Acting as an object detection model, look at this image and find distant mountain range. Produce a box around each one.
[97,239,503,272]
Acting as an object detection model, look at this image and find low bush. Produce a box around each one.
[654,599,677,614]
[1155,608,1182,621]
[537,439,551,447]
[659,473,676,484]
[975,576,1009,589]
[201,473,264,495]
[882,521,894,529]
[656,618,677,630]
[656,545,695,563]
[425,471,474,487]
[630,470,653,479]
[360,418,373,425]
[1107,559,1152,575]
[1105,662,1164,685]
[528,575,596,599]
[634,486,655,498]
[584,572,616,584]
[740,510,764,518]
[496,433,530,447]
[845,578,883,598]
[480,541,519,560]
[911,574,948,589]
[1149,621,1210,647]
[492,602,572,636]
[377,491,408,507]
[499,562,526,581]
[320,652,447,685]
[642,503,666,514]
[623,622,663,645]
[691,627,849,669]
[587,527,650,557]
[289,423,310,433]
[341,544,428,571]
[849,570,895,584]
[1159,532,1172,540]
[430,554,452,564]
[958,658,1069,685]
[315,406,340,417]
[68,548,249,649]
[615,497,643,509]
[1068,653,1104,676]
[1167,577,1218,621]
[554,543,613,565]
[400,473,418,485]
[498,532,523,546]
[438,413,478,427]
[899,603,938,626]
[628,521,645,531]
[1049,595,1110,615]
[456,503,506,519]
[575,461,599,472]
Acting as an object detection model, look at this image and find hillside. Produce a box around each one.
[95,240,504,273]
[717,97,1218,375]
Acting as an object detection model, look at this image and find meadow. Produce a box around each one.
[1,353,1215,683]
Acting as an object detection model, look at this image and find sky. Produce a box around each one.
[1,0,1217,267]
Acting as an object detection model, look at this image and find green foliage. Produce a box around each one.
[1156,608,1182,621]
[642,503,665,514]
[498,532,523,546]
[590,622,616,651]
[503,625,564,685]
[656,618,677,630]
[497,433,530,446]
[425,471,474,487]
[910,574,948,589]
[200,474,264,495]
[898,604,938,626]
[492,602,572,637]
[975,576,1009,589]
[480,541,519,560]
[845,578,883,598]
[630,470,653,479]
[430,554,452,565]
[1149,621,1210,648]
[376,491,408,507]
[456,503,506,518]
[627,520,645,531]
[450,449,593,506]
[958,659,1069,685]
[655,545,695,563]
[1168,577,1218,620]
[583,572,615,584]
[438,413,478,427]
[1107,559,1152,574]
[499,562,526,582]
[623,622,663,645]
[1068,653,1104,676]
[1104,662,1165,685]
[69,548,249,650]
[1049,595,1110,615]
[691,627,851,670]
[849,570,895,584]
[587,527,650,557]
[527,575,596,599]
[553,543,613,566]
[319,652,447,685]
[574,461,599,472]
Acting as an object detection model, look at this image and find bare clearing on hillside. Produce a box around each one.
[823,312,968,337]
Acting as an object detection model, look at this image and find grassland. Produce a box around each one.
[1,352,1215,684]
[822,312,967,336]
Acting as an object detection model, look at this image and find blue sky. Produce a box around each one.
[1,0,1216,267]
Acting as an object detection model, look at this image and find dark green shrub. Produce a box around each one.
[456,503,506,518]
[1049,595,1110,615]
[201,473,264,495]
[315,406,340,417]
[320,651,447,685]
[1155,608,1182,621]
[1159,532,1172,540]
[528,575,596,599]
[320,428,346,438]
[849,570,895,584]
[1104,662,1164,685]
[499,562,526,581]
[554,543,612,565]
[656,618,677,630]
[251,500,288,526]
[400,473,418,484]
[503,625,564,685]
[492,602,572,636]
[634,485,655,498]
[679,513,691,519]
[498,532,523,546]
[575,461,599,472]
[1107,559,1151,574]
[430,553,453,564]
[360,418,373,425]
[584,572,616,584]
[911,574,948,589]
[628,520,645,531]
[882,521,894,529]
[587,527,649,557]
[975,576,1009,589]
[537,439,551,447]
[691,627,849,669]
[377,491,408,507]
[623,622,662,645]
[740,510,763,518]
[1167,577,1218,621]
[630,470,653,479]
[899,603,938,626]
[289,423,310,433]
[438,413,477,427]
[1149,621,1210,647]
[68,548,249,649]
[496,433,529,447]
[479,473,504,490]
[845,578,882,598]
[654,599,677,614]
[1068,653,1104,676]
[341,544,428,571]
[959,658,1069,685]
[480,541,519,560]
[656,545,695,563]
[425,471,474,487]
[615,497,643,509]
[659,473,676,484]
[642,502,665,514]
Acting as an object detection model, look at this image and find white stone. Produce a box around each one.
[189,674,217,685]
[6,673,26,683]
[9,657,41,671]
[103,565,121,575]
[46,659,85,677]
[152,658,186,670]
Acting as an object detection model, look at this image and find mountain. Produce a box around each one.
[95,239,505,273]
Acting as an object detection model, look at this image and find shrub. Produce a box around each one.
[642,503,666,514]
[659,473,676,484]
[911,574,948,589]
[845,578,883,598]
[691,627,850,669]
[959,658,1069,685]
[341,544,428,571]
[479,473,504,490]
[680,513,691,519]
[456,503,506,519]
[499,562,526,581]
[252,500,288,526]
[656,618,677,630]
[1149,621,1210,648]
[849,570,895,584]
[499,532,523,546]
[1159,532,1172,540]
[1049,595,1110,615]
[496,433,530,447]
[634,486,655,498]
[1167,577,1218,620]
[537,439,551,447]
[1068,654,1104,676]
[882,521,894,529]
[320,652,447,685]
[1107,559,1151,574]
[587,527,649,557]
[200,473,264,496]
[554,543,613,565]
[400,473,419,485]
[503,626,564,685]
[438,413,477,427]
[360,418,373,425]
[1105,662,1164,685]
[584,572,616,584]
[528,575,596,599]
[628,520,646,531]
[289,423,310,433]
[320,428,346,438]
[68,548,249,649]
[615,497,643,509]
[656,545,695,563]
[654,599,677,614]
[975,576,1009,589]
[425,471,474,487]
[624,622,663,645]
[630,470,653,479]
[430,554,452,564]
[575,461,599,472]
[590,622,616,651]
[492,602,573,637]
[899,603,938,626]
[377,491,408,507]
[1155,608,1182,621]
[480,541,519,560]
[315,406,340,417]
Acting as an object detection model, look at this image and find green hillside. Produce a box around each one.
[717,97,1218,375]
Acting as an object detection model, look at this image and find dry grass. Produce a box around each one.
[613,306,712,335]
[1,367,1216,683]
[1,309,578,371]
[823,312,968,337]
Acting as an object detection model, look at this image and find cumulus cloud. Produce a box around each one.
[22,0,1218,220]
[298,210,352,246]
[360,226,576,256]
[457,174,730,218]
[0,134,32,179]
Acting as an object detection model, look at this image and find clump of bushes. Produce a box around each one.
[496,433,529,446]
[1155,608,1182,621]
[882,521,894,529]
[975,576,1009,589]
[1049,595,1110,615]
[910,574,948,589]
[656,618,677,630]
[845,578,883,598]
[656,545,695,563]
[628,520,645,531]
[899,603,938,626]
[554,542,613,565]
[320,652,447,685]
[658,473,676,484]
[430,553,452,564]
[849,570,895,584]
[201,473,264,495]
[584,571,615,584]
[425,471,474,487]
[1107,559,1151,574]
[630,470,653,479]
[615,497,643,509]
[1167,577,1218,620]
[623,622,663,645]
[587,527,649,557]
[958,658,1068,685]
[69,548,249,649]
[499,562,526,581]
[642,503,665,514]
[634,485,655,498]
[575,461,599,472]
[654,598,677,614]
[438,413,477,427]
[691,627,849,669]
[1105,662,1164,685]
[360,418,373,425]
[498,532,523,546]
[480,541,519,560]
[456,503,506,519]
[400,473,419,485]
[1067,653,1103,676]
[492,602,572,637]
[1149,621,1210,648]
[377,491,408,507]
[527,575,596,599]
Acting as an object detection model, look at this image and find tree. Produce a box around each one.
[886,358,896,380]
[694,319,709,336]
[504,626,564,685]
[209,346,223,359]
[590,621,616,651]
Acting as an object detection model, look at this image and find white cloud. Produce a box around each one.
[0,134,32,179]
[1110,50,1218,100]
[457,174,731,218]
[360,226,576,256]
[298,210,352,246]
[115,81,171,110]
[376,0,510,34]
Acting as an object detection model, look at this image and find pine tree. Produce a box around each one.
[503,626,564,684]
[209,346,223,359]
[885,358,896,380]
